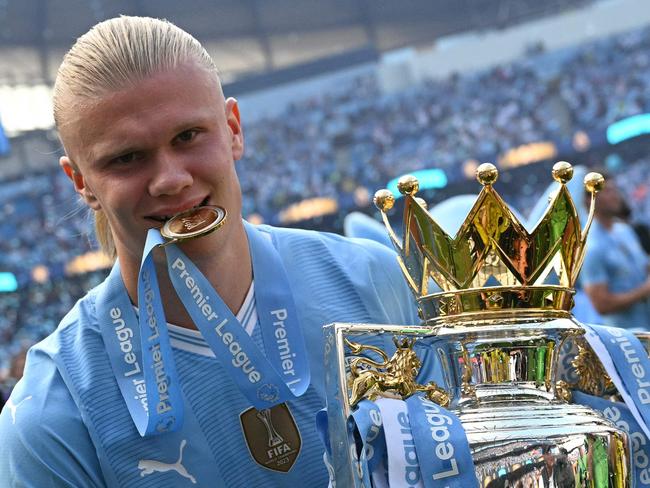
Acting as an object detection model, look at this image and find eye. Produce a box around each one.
[174,129,199,144]
[113,152,138,165]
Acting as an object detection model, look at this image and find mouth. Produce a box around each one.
[146,196,210,223]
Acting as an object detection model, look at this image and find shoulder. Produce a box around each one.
[260,225,418,323]
[42,285,103,354]
[613,221,646,247]
[0,345,104,486]
[260,224,398,270]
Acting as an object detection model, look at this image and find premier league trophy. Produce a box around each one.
[323,162,632,487]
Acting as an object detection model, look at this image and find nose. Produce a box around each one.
[148,152,193,197]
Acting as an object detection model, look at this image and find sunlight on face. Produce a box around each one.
[59,62,244,263]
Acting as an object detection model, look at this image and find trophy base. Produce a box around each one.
[462,402,629,486]
[323,322,631,487]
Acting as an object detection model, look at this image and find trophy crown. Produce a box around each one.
[375,162,603,323]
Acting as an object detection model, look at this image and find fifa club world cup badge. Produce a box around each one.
[240,403,301,472]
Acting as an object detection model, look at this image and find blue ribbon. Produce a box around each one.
[97,230,184,436]
[405,394,478,488]
[165,223,309,408]
[338,396,476,488]
[376,398,422,487]
[97,221,310,436]
[583,324,650,438]
[136,230,185,435]
[97,263,163,436]
[350,400,385,484]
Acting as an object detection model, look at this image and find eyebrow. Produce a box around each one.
[87,144,141,167]
[84,112,217,165]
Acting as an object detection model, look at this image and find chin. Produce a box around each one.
[176,231,221,256]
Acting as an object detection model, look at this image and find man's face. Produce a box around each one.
[59,62,244,261]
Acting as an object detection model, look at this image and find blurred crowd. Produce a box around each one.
[240,25,650,220]
[2,23,650,392]
[0,271,106,399]
[618,157,650,230]
[0,170,96,286]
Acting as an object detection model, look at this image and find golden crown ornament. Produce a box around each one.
[374,162,604,323]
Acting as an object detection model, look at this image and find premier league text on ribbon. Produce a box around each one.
[396,409,421,486]
[170,257,259,383]
[417,397,460,481]
[268,308,302,388]
[100,223,309,433]
[605,326,650,405]
[110,306,148,412]
[170,256,302,387]
[603,403,650,484]
[141,269,173,415]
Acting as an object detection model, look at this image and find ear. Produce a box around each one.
[60,156,101,210]
[225,97,244,161]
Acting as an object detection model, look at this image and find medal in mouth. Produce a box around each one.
[161,205,227,242]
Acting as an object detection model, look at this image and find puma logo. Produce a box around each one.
[137,439,196,484]
[6,395,32,424]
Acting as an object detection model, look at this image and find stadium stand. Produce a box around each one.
[1,21,650,389]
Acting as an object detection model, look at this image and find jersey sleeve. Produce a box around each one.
[0,347,106,488]
[348,236,420,326]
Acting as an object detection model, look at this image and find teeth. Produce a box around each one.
[149,198,208,222]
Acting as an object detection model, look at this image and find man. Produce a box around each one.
[581,174,650,330]
[0,16,417,486]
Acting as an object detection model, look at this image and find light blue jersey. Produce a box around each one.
[0,225,418,487]
[582,220,650,330]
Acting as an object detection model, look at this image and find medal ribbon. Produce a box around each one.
[98,221,309,436]
[165,222,309,408]
[97,231,185,436]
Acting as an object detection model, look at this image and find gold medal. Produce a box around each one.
[161,205,227,242]
[239,403,302,472]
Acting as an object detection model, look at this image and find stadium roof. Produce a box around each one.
[0,0,592,85]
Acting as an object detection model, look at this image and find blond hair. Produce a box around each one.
[53,16,218,259]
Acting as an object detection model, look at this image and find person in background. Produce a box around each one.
[581,172,650,329]
[0,16,417,487]
[0,347,29,412]
[618,199,650,255]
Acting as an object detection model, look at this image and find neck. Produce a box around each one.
[119,219,252,329]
